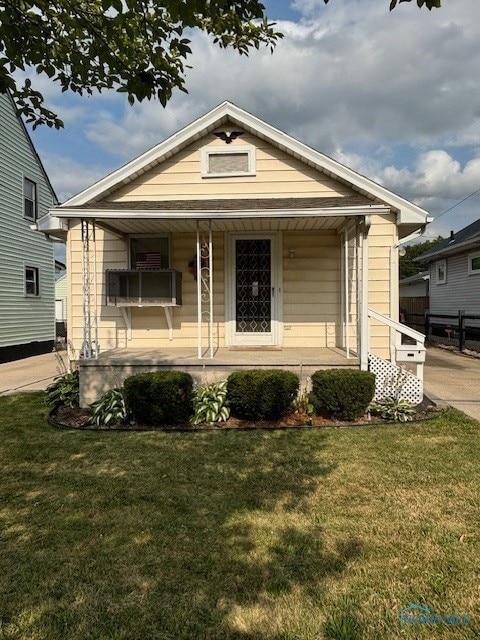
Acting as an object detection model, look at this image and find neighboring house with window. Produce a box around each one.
[55,272,68,342]
[399,270,430,324]
[39,102,430,405]
[0,92,57,362]
[416,219,480,322]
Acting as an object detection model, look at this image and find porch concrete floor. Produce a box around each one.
[91,346,359,367]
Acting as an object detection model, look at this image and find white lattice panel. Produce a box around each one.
[368,353,423,405]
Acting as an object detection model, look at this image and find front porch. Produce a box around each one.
[79,346,359,405]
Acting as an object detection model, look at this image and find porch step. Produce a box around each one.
[228,346,282,351]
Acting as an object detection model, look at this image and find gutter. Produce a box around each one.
[389,224,427,362]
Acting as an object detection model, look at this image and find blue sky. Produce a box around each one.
[27,0,480,243]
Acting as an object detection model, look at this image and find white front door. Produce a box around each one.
[228,234,282,346]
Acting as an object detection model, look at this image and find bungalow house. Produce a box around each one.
[0,92,57,363]
[38,102,430,405]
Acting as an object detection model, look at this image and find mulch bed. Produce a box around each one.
[50,402,444,432]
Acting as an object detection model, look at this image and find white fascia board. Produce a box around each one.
[60,100,429,227]
[54,204,389,220]
[37,212,69,233]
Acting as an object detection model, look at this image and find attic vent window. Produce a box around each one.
[202,147,255,178]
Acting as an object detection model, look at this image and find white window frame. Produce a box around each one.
[24,264,40,297]
[128,234,171,269]
[468,251,480,276]
[201,146,256,178]
[23,177,38,221]
[436,259,447,285]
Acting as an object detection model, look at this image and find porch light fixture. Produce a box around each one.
[289,247,295,258]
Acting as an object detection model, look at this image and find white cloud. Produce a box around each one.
[333,147,480,238]
[26,0,480,240]
[77,0,480,163]
[42,153,112,203]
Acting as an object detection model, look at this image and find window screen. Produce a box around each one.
[24,178,37,220]
[207,152,249,174]
[25,266,39,296]
[130,237,169,269]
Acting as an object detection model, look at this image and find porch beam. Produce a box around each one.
[54,206,390,220]
[94,220,127,239]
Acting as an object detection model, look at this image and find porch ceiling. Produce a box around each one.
[96,215,348,235]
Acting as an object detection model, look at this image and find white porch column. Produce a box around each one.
[81,218,98,359]
[196,221,214,359]
[359,216,371,370]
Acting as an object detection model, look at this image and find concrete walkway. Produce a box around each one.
[0,352,67,395]
[424,346,480,421]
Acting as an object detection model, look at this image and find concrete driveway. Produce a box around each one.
[424,347,480,421]
[0,351,67,395]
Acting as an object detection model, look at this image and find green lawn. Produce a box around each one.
[0,393,479,640]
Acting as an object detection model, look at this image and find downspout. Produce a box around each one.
[389,224,427,363]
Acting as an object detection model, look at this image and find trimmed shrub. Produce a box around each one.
[227,369,299,420]
[123,371,193,425]
[310,370,375,420]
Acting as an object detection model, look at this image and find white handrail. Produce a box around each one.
[368,308,425,345]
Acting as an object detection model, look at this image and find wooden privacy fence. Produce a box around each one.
[400,296,429,318]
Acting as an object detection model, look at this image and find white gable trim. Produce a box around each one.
[61,101,429,226]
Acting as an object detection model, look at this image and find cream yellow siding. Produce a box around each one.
[68,223,226,353]
[282,231,341,348]
[368,213,397,359]
[67,216,398,358]
[110,128,358,202]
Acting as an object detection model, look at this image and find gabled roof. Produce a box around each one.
[417,218,480,262]
[399,270,429,285]
[60,101,429,226]
[6,92,58,205]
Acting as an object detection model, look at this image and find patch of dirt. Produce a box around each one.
[50,405,445,432]
[55,405,93,428]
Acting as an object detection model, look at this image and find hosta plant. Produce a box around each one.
[191,381,230,425]
[370,397,416,422]
[88,388,128,427]
[45,370,79,410]
[292,390,315,416]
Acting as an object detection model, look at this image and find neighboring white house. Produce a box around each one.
[55,272,68,344]
[416,220,480,322]
[0,93,57,362]
[399,271,429,299]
